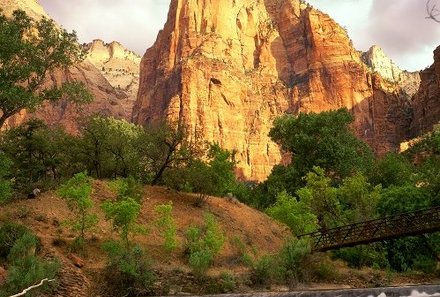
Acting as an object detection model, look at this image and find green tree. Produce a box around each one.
[0,10,92,128]
[57,172,97,241]
[137,121,202,185]
[102,197,145,249]
[79,116,143,179]
[269,108,373,182]
[1,120,74,190]
[370,153,414,188]
[266,191,318,235]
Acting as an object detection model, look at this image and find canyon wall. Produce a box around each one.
[410,46,440,136]
[133,0,414,180]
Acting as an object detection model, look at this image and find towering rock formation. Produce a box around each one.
[2,0,138,132]
[85,40,141,117]
[410,46,440,136]
[362,45,420,100]
[134,0,413,180]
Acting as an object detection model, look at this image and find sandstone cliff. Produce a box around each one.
[410,46,440,136]
[362,45,420,100]
[2,0,134,132]
[85,39,141,117]
[134,0,413,180]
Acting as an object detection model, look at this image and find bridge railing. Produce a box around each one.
[298,206,440,252]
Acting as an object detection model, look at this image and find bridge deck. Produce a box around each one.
[298,206,440,252]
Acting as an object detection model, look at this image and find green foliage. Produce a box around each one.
[370,153,414,188]
[378,185,429,216]
[250,255,277,286]
[137,121,202,185]
[337,172,380,223]
[0,226,58,297]
[266,191,318,235]
[57,172,97,240]
[0,152,12,204]
[0,222,31,259]
[102,197,145,248]
[1,120,74,191]
[269,108,373,181]
[277,239,312,285]
[107,176,144,203]
[185,213,225,276]
[154,202,177,253]
[163,143,238,199]
[332,244,388,269]
[102,241,154,296]
[80,116,144,179]
[296,167,341,229]
[0,9,92,128]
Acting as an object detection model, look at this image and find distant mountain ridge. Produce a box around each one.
[2,0,139,132]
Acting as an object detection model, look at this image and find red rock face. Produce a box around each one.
[410,46,440,136]
[133,0,414,181]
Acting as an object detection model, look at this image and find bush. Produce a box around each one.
[0,228,59,297]
[277,239,312,286]
[0,222,31,259]
[102,241,154,296]
[154,203,177,254]
[250,255,277,286]
[107,176,144,203]
[185,213,225,276]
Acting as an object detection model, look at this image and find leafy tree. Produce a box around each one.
[269,108,373,182]
[79,116,143,179]
[370,153,414,188]
[107,176,144,203]
[338,173,380,223]
[266,191,318,235]
[102,197,145,249]
[137,121,202,185]
[57,172,97,241]
[0,9,92,128]
[1,120,74,190]
[296,167,341,229]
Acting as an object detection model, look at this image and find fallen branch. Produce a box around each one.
[8,278,55,297]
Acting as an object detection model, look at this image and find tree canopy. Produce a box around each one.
[0,9,92,128]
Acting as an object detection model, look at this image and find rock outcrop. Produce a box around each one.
[134,0,414,180]
[410,46,440,136]
[2,0,136,132]
[362,45,420,99]
[85,40,141,117]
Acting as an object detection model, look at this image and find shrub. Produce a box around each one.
[0,153,12,204]
[57,172,97,241]
[250,255,277,286]
[185,213,225,276]
[277,239,312,286]
[102,241,154,296]
[0,228,59,297]
[154,203,177,254]
[107,176,143,203]
[0,222,31,259]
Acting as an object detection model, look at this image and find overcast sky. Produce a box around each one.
[39,0,440,71]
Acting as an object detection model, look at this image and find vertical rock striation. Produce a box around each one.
[410,46,440,136]
[134,0,415,181]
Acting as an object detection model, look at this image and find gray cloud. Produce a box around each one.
[39,0,439,71]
